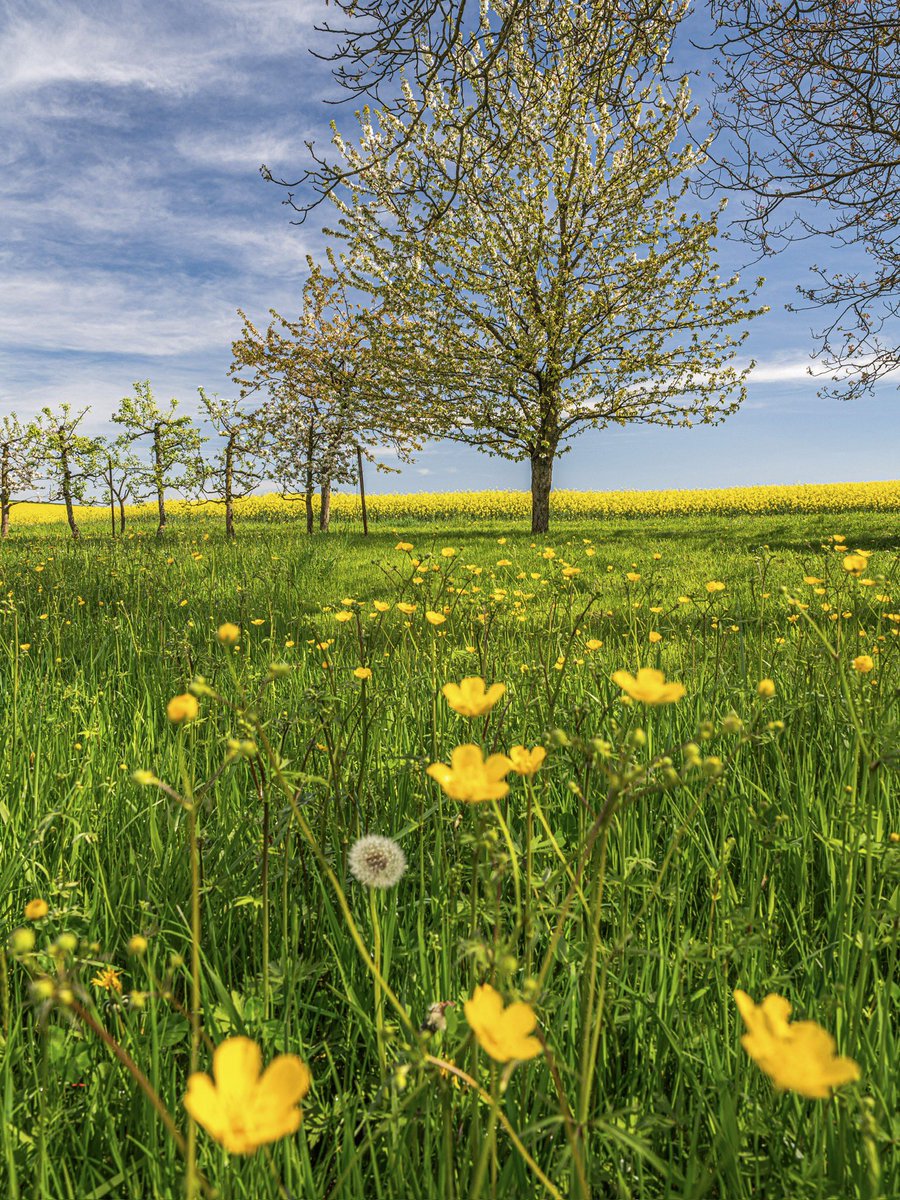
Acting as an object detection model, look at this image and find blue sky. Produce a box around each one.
[1,0,896,494]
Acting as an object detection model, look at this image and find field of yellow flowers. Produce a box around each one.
[2,505,898,1199]
[8,476,900,530]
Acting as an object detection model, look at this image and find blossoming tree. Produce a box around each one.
[326,0,767,531]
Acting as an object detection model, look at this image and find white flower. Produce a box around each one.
[348,835,407,889]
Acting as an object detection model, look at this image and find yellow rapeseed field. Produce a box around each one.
[10,478,900,526]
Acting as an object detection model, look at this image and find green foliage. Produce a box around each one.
[0,509,897,1198]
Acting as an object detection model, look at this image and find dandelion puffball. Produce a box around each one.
[348,835,407,889]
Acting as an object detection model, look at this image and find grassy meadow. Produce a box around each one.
[1,502,898,1199]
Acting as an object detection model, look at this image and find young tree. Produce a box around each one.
[36,404,101,541]
[113,382,205,537]
[230,259,422,533]
[701,0,900,401]
[196,388,271,539]
[328,0,766,531]
[93,436,149,535]
[0,414,42,538]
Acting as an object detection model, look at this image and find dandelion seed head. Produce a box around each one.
[348,835,407,889]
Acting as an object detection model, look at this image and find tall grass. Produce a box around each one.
[1,511,897,1199]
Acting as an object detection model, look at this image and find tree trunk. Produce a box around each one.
[356,445,369,536]
[118,498,126,533]
[60,445,80,541]
[107,458,116,537]
[1,447,9,538]
[530,452,554,534]
[305,418,315,535]
[225,437,236,539]
[154,427,166,536]
[319,481,332,531]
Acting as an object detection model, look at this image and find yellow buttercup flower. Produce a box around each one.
[757,678,776,698]
[395,542,413,552]
[335,611,354,623]
[184,1037,311,1155]
[397,602,417,615]
[464,984,542,1063]
[584,638,602,650]
[217,622,240,645]
[441,677,506,717]
[24,898,49,920]
[733,990,860,1099]
[167,693,199,723]
[648,631,662,644]
[507,745,546,776]
[841,553,867,575]
[373,601,390,612]
[426,745,512,803]
[425,611,447,625]
[440,547,457,558]
[705,580,726,593]
[611,668,685,705]
[625,571,641,582]
[353,666,373,680]
[852,655,874,673]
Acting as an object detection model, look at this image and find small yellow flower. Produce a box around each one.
[507,746,546,776]
[91,966,123,993]
[648,631,662,644]
[733,990,860,1099]
[561,566,581,578]
[852,655,874,673]
[167,693,199,723]
[128,935,149,955]
[425,611,446,625]
[584,638,603,651]
[625,571,641,582]
[426,745,512,803]
[442,677,506,717]
[440,547,457,558]
[217,622,240,645]
[611,668,685,705]
[705,581,726,593]
[250,618,265,626]
[335,611,354,623]
[757,678,776,698]
[353,667,373,680]
[464,983,542,1063]
[373,601,390,612]
[395,542,414,552]
[397,602,416,615]
[24,898,49,921]
[184,1037,311,1155]
[841,553,867,576]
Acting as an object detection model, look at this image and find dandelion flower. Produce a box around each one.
[464,983,542,1063]
[611,668,685,705]
[442,677,505,717]
[184,1037,311,1155]
[507,746,546,776]
[348,835,407,888]
[167,694,199,723]
[426,745,512,803]
[91,967,123,993]
[733,990,860,1099]
[24,898,49,920]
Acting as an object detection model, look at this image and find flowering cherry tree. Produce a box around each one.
[327,0,767,531]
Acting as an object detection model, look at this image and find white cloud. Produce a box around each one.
[0,1,326,97]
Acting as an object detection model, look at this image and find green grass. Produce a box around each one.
[1,510,898,1199]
